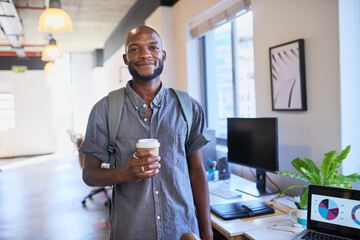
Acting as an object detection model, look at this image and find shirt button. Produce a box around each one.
[144,118,148,122]
[157,216,160,220]
[135,106,138,110]
[143,104,146,108]
[155,191,159,195]
[158,104,161,107]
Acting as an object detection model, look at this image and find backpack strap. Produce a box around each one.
[170,88,193,144]
[108,87,125,168]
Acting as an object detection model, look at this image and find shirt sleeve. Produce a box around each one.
[185,97,210,157]
[78,96,110,163]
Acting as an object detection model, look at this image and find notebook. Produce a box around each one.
[292,185,360,240]
[210,199,274,220]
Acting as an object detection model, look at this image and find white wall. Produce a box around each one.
[71,53,96,135]
[253,0,342,159]
[100,46,131,96]
[146,6,177,89]
[249,0,344,193]
[339,0,360,176]
[0,70,56,157]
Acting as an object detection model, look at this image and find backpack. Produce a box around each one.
[107,87,193,168]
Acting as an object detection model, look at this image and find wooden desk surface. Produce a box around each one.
[209,174,295,240]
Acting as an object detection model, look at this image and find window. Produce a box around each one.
[203,10,255,139]
[0,84,15,131]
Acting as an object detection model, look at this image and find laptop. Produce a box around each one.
[292,185,360,240]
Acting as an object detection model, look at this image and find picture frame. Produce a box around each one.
[269,39,307,111]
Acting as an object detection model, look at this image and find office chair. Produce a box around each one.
[66,129,111,216]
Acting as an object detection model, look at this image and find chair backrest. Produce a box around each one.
[67,129,85,168]
[75,137,85,168]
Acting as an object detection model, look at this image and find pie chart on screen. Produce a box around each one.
[351,205,360,225]
[318,199,339,220]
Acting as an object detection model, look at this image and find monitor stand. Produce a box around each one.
[235,169,279,197]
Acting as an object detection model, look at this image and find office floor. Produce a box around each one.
[0,153,110,240]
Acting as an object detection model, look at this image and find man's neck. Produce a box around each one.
[131,78,161,106]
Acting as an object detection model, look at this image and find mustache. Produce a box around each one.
[135,61,156,66]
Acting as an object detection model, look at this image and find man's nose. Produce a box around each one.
[139,48,151,58]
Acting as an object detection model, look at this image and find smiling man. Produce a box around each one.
[79,26,213,240]
[124,27,165,81]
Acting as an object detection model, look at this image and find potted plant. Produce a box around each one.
[276,145,360,208]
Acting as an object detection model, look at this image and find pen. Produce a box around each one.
[295,202,302,209]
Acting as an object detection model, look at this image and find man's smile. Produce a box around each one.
[136,61,156,67]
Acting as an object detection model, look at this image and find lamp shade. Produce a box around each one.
[44,62,59,74]
[38,8,73,33]
[42,44,63,61]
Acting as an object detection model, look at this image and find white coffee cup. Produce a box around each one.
[289,209,307,227]
[136,139,160,173]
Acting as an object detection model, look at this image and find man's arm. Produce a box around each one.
[188,148,213,240]
[82,152,161,186]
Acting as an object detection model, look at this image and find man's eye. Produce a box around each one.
[129,48,138,52]
[151,46,159,50]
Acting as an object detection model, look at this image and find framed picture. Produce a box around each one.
[269,39,307,111]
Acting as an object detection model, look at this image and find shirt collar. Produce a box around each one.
[125,80,165,110]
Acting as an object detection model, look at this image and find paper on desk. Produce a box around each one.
[209,187,242,199]
[271,196,298,209]
[244,226,303,240]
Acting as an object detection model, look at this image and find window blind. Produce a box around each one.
[189,0,251,39]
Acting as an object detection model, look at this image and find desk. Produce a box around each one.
[209,174,303,240]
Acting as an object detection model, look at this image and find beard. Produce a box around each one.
[128,60,164,81]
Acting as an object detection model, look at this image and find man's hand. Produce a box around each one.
[122,151,161,182]
[83,151,161,186]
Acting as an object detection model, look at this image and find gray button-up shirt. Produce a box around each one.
[79,81,208,240]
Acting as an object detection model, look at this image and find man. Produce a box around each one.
[79,25,213,240]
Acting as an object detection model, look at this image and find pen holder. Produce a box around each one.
[206,169,219,181]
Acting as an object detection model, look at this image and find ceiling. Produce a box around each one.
[0,0,138,56]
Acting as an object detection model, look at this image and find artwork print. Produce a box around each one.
[269,39,307,111]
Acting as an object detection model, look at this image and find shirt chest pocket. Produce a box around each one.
[159,129,187,172]
[173,133,187,171]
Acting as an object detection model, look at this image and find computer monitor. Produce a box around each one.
[227,117,279,197]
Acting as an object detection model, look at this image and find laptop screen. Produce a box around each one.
[308,185,360,239]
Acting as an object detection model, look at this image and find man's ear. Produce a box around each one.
[162,50,167,61]
[123,54,128,65]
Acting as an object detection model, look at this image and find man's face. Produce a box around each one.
[123,28,166,81]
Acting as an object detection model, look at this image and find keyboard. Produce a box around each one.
[302,231,347,240]
[210,200,274,220]
[209,188,242,199]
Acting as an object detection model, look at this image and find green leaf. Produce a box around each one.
[325,146,351,185]
[291,158,316,181]
[333,145,351,170]
[274,185,306,199]
[276,171,310,183]
[321,150,337,185]
[333,173,360,183]
[300,187,308,209]
[331,182,351,189]
[303,158,321,184]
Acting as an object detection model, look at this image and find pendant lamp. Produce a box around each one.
[42,38,63,61]
[44,61,59,74]
[38,0,73,33]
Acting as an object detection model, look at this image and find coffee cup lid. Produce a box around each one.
[136,139,160,148]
